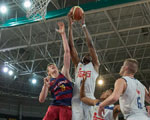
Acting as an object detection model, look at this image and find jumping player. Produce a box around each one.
[98,58,150,120]
[68,13,100,120]
[39,22,73,120]
[80,74,121,120]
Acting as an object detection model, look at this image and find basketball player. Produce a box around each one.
[146,106,150,116]
[39,22,73,120]
[98,58,150,120]
[68,13,100,120]
[80,74,121,120]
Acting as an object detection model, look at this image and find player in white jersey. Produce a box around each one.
[98,58,150,120]
[80,75,121,120]
[68,13,100,120]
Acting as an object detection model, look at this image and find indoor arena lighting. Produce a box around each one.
[0,5,7,14]
[24,0,31,8]
[3,67,8,73]
[14,75,17,79]
[8,70,14,76]
[32,78,37,84]
[98,79,104,85]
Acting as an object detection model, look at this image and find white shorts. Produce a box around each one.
[72,101,83,120]
[82,102,94,120]
[127,113,150,120]
[72,101,94,120]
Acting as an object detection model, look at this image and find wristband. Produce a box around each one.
[82,24,86,28]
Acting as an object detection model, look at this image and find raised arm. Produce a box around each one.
[81,16,100,73]
[68,15,80,67]
[145,88,150,104]
[39,76,50,103]
[56,22,72,81]
[146,106,150,116]
[80,74,100,106]
[98,78,126,117]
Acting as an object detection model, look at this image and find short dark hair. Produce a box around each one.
[46,63,56,72]
[124,58,138,74]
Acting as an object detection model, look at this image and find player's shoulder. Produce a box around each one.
[117,76,135,84]
[76,62,82,67]
[136,80,145,88]
[115,78,127,90]
[116,78,127,83]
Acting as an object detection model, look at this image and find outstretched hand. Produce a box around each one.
[56,22,65,34]
[98,105,105,118]
[68,13,74,26]
[81,14,85,25]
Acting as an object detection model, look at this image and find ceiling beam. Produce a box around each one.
[0,23,150,52]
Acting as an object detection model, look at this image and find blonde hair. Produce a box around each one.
[124,58,138,74]
[46,63,56,72]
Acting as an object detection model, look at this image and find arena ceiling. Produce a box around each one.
[0,0,150,99]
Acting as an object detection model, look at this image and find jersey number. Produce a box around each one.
[137,97,142,109]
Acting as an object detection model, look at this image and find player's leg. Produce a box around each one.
[82,102,94,120]
[72,102,84,120]
[43,106,59,120]
[59,106,72,120]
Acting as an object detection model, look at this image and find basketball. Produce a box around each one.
[69,6,84,21]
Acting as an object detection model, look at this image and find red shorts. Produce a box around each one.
[43,105,72,120]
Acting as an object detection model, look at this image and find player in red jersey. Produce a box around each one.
[39,22,73,120]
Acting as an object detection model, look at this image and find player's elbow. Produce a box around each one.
[80,97,84,102]
[39,97,45,103]
[111,95,119,102]
[80,91,85,101]
[80,97,95,106]
[65,49,70,54]
[80,95,84,101]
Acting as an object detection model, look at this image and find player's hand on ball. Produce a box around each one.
[68,14,74,26]
[44,76,50,88]
[81,13,85,25]
[56,22,65,34]
[68,11,72,19]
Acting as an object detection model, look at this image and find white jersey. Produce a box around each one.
[72,62,98,120]
[119,76,149,119]
[93,103,114,120]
